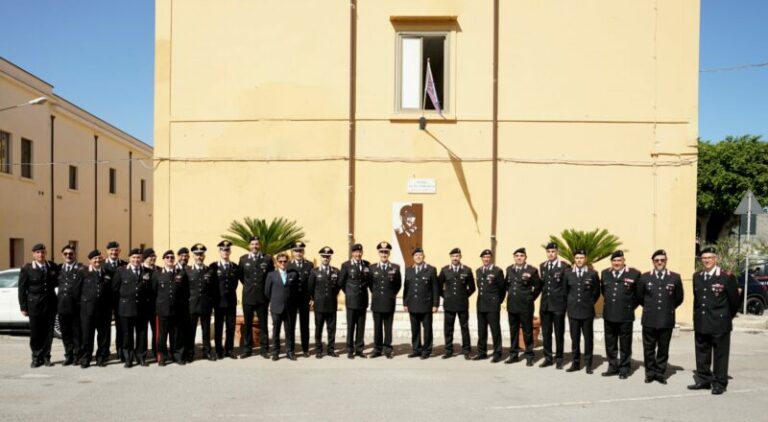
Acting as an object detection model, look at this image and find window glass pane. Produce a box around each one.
[21,139,32,178]
[401,37,422,109]
[0,131,10,174]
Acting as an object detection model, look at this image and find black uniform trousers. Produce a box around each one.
[693,331,731,389]
[157,316,185,361]
[540,311,566,363]
[188,312,212,357]
[477,311,502,357]
[271,310,295,357]
[372,311,394,354]
[214,306,236,355]
[59,313,81,360]
[120,316,148,362]
[29,310,56,362]
[80,311,111,362]
[314,311,337,353]
[242,303,269,353]
[409,312,433,356]
[345,308,366,354]
[642,326,673,378]
[508,311,534,358]
[605,320,633,374]
[569,317,594,367]
[444,310,471,354]
[290,301,311,353]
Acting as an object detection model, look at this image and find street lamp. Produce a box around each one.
[0,96,48,113]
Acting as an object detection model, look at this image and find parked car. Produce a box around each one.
[0,268,61,338]
[737,272,768,316]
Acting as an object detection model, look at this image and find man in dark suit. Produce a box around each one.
[103,241,127,361]
[79,250,112,368]
[474,249,505,362]
[504,247,542,366]
[565,249,601,374]
[57,244,84,365]
[237,236,273,359]
[152,250,189,366]
[369,241,402,359]
[688,246,740,395]
[404,248,439,359]
[339,243,370,359]
[308,247,341,358]
[600,250,641,379]
[637,249,684,384]
[287,241,313,358]
[266,253,299,361]
[18,243,59,368]
[186,243,215,361]
[539,242,569,369]
[438,247,475,360]
[112,248,152,367]
[210,240,239,360]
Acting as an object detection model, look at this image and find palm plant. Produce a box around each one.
[543,228,623,266]
[222,217,306,256]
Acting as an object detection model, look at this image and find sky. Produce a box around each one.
[0,0,766,146]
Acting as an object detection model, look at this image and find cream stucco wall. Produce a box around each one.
[154,0,699,319]
[0,58,153,267]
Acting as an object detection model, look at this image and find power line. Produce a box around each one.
[700,61,768,73]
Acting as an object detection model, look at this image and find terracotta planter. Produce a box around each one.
[519,316,541,347]
[234,315,261,347]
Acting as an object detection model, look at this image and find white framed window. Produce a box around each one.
[395,32,448,113]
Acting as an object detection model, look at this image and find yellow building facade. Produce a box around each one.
[154,1,699,319]
[0,58,153,268]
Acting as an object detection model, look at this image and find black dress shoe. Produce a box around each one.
[302,351,310,358]
[206,354,217,361]
[441,353,452,360]
[407,352,420,358]
[30,360,41,368]
[602,370,619,377]
[526,359,534,367]
[556,362,563,370]
[119,355,126,363]
[328,351,339,358]
[347,353,355,359]
[711,386,725,395]
[566,364,580,372]
[43,358,53,367]
[63,357,74,366]
[472,354,488,361]
[216,352,224,360]
[355,352,367,359]
[505,355,519,364]
[271,355,279,361]
[463,353,471,360]
[158,359,166,367]
[539,360,553,368]
[239,352,252,359]
[586,367,594,374]
[226,352,237,360]
[124,361,133,368]
[687,383,711,390]
[371,351,382,358]
[490,356,503,363]
[140,359,149,367]
[655,375,667,384]
[619,373,628,380]
[386,352,393,359]
[260,352,270,359]
[316,353,323,359]
[287,354,297,361]
[420,354,429,360]
[177,360,186,366]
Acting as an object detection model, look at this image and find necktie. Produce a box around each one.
[657,271,663,279]
[548,263,552,271]
[704,273,710,281]
[613,271,619,279]
[134,268,140,277]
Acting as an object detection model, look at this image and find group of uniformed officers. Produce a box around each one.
[17,238,739,395]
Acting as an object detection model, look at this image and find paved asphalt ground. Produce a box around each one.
[0,326,766,421]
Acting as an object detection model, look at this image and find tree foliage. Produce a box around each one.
[222,217,306,256]
[697,135,768,242]
[543,228,623,266]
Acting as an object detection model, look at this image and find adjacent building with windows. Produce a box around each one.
[154,2,699,318]
[0,57,153,268]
